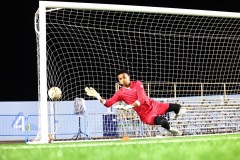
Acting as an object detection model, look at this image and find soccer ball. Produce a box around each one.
[48,87,62,100]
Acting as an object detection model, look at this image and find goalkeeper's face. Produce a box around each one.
[118,73,130,87]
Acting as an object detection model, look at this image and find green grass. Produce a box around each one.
[1,133,240,160]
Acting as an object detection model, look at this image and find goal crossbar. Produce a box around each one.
[40,1,240,18]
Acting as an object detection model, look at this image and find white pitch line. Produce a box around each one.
[1,136,240,150]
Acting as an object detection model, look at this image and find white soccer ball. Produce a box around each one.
[48,87,62,100]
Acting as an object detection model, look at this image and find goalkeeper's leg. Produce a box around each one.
[154,116,182,136]
[154,116,170,130]
[167,103,187,119]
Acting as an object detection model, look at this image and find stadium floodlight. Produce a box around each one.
[32,1,240,143]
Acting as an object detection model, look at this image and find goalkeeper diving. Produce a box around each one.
[85,69,186,136]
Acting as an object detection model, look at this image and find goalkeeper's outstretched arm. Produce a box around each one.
[85,86,137,109]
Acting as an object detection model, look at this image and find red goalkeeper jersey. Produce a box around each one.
[104,80,169,125]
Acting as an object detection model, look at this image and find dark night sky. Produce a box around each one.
[1,0,240,101]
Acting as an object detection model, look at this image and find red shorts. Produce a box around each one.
[137,102,169,125]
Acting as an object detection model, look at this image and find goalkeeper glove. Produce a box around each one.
[114,105,125,110]
[85,87,101,100]
[124,105,134,111]
[115,104,133,111]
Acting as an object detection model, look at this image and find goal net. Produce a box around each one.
[32,1,240,143]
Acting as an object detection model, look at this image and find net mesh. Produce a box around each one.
[43,8,240,99]
[33,5,240,142]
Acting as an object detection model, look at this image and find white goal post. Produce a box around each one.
[33,1,240,143]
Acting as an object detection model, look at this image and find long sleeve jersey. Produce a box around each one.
[104,80,169,124]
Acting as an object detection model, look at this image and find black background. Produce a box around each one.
[1,0,240,101]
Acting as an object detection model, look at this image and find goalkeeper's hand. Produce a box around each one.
[85,87,101,100]
[124,105,134,110]
[115,104,133,111]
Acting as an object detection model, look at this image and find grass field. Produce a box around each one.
[1,133,240,160]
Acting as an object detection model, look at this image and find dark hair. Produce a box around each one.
[116,69,130,77]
